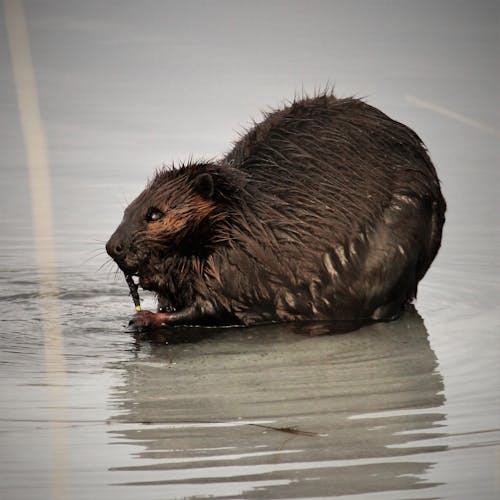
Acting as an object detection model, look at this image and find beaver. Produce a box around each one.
[106,94,446,331]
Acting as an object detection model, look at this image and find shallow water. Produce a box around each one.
[1,1,499,499]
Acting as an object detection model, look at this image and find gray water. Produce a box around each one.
[1,1,499,499]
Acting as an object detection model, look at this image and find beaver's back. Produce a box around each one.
[216,95,445,323]
[226,95,442,240]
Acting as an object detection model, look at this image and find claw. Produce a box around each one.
[128,310,173,330]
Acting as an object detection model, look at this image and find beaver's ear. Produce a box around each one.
[193,173,215,199]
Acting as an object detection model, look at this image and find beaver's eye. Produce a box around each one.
[146,207,164,222]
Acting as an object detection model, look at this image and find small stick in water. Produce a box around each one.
[125,274,141,311]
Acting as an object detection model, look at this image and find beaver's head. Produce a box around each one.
[106,162,240,291]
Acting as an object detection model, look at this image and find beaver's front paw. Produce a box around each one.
[128,310,167,330]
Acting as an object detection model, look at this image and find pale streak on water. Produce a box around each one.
[4,3,69,499]
[0,1,499,499]
[405,94,500,139]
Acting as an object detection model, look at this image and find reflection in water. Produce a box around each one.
[109,306,446,498]
[4,2,70,499]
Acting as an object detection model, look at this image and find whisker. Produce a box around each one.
[84,250,107,263]
[97,259,115,273]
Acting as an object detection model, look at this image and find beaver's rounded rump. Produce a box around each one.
[106,94,446,331]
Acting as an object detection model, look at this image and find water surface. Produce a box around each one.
[1,1,499,499]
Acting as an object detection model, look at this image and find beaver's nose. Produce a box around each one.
[106,232,125,260]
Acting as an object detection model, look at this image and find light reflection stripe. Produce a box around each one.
[4,1,70,499]
[406,94,500,139]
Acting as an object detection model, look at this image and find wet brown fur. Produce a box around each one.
[106,93,446,329]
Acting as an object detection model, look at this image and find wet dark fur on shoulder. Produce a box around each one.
[106,93,446,331]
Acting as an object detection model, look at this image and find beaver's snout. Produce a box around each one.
[106,229,139,274]
[105,234,121,260]
[105,230,125,260]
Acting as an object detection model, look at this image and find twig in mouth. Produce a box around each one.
[125,274,141,311]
